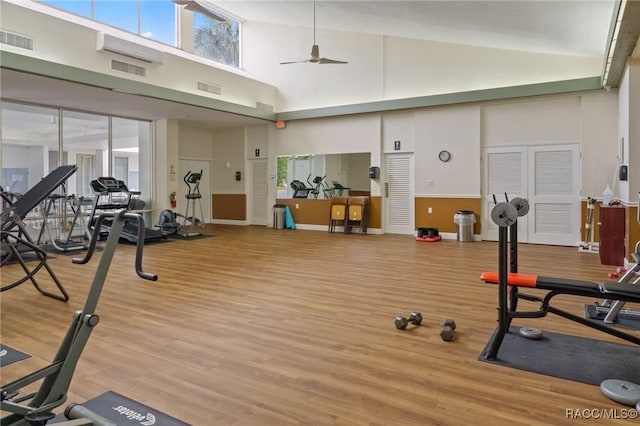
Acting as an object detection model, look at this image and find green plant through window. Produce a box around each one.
[194,14,240,67]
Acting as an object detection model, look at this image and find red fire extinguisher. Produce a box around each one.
[170,192,177,209]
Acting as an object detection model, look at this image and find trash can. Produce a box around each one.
[273,204,286,229]
[453,210,475,242]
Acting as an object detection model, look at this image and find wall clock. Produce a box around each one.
[438,150,451,162]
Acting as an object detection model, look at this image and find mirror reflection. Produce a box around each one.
[276,153,371,199]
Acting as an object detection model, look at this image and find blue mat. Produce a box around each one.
[284,205,296,229]
[0,344,31,367]
[52,390,190,425]
[479,326,640,386]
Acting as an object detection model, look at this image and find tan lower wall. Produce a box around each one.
[213,194,246,220]
[276,196,381,229]
[415,198,481,234]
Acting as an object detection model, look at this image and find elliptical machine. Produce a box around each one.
[180,170,205,237]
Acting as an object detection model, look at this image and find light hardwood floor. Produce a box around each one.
[1,225,639,425]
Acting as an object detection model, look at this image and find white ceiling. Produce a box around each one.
[213,0,616,58]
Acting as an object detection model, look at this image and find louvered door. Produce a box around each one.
[385,154,414,234]
[482,144,580,246]
[527,144,580,245]
[482,147,528,242]
[251,160,268,225]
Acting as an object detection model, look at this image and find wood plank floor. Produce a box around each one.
[1,225,639,425]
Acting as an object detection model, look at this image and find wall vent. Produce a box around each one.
[256,102,274,112]
[0,30,34,50]
[111,59,146,77]
[197,81,222,95]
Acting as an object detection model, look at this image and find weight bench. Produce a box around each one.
[480,201,640,362]
[1,165,78,302]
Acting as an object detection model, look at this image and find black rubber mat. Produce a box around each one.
[479,326,640,386]
[0,344,30,367]
[52,390,190,425]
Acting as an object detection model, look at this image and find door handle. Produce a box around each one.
[385,182,389,198]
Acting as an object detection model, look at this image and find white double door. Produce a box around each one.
[482,144,581,246]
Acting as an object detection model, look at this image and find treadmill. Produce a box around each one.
[88,177,166,244]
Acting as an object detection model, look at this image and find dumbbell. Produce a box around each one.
[394,312,423,330]
[439,319,456,341]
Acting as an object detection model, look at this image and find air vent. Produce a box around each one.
[197,81,222,95]
[111,59,146,77]
[0,30,34,50]
[256,102,274,112]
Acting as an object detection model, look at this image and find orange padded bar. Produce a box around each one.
[480,271,538,287]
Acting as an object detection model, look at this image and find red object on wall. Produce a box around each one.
[599,205,625,266]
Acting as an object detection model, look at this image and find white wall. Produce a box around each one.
[617,59,640,203]
[414,105,481,197]
[242,21,384,112]
[4,0,606,117]
[272,115,381,156]
[242,19,603,112]
[481,96,582,146]
[481,91,619,200]
[2,1,278,111]
[581,90,619,199]
[211,127,245,193]
[383,37,601,100]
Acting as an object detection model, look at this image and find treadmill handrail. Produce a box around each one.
[73,210,158,282]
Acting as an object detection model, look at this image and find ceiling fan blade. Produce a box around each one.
[318,58,348,64]
[280,60,310,65]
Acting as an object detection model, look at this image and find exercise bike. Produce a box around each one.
[179,170,205,238]
[307,175,326,199]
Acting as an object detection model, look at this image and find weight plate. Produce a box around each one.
[490,202,518,227]
[510,197,530,217]
[518,327,543,340]
[600,379,640,406]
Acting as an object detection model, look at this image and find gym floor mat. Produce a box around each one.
[478,326,640,386]
[52,390,190,425]
[584,304,640,330]
[0,344,31,367]
[166,233,214,241]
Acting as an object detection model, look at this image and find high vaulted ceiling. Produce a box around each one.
[2,0,640,132]
[213,0,616,58]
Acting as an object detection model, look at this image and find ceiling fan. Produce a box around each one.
[280,1,348,65]
[173,0,225,22]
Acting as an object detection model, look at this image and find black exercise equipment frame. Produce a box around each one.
[481,210,640,361]
[1,165,78,302]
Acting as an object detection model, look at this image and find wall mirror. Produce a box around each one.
[276,153,371,199]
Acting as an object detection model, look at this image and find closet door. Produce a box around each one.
[482,147,528,242]
[384,153,414,235]
[527,144,580,246]
[482,144,580,246]
[251,159,268,225]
